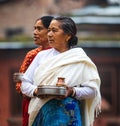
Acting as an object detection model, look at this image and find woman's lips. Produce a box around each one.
[48,39,54,43]
[34,36,39,41]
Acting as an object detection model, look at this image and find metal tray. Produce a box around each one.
[37,85,66,96]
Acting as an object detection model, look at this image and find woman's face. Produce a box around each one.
[48,20,70,52]
[33,20,49,48]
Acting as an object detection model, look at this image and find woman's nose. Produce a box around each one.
[33,29,37,35]
[48,31,52,36]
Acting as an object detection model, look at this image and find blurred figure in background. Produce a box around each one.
[13,15,53,126]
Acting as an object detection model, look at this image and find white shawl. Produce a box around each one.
[28,48,101,126]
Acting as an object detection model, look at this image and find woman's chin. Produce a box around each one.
[49,42,53,47]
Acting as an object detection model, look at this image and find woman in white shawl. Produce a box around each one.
[21,16,101,126]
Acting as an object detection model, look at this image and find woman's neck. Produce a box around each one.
[55,47,69,53]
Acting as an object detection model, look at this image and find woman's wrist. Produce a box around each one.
[33,88,38,96]
[71,87,76,97]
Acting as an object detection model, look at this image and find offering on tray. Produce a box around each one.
[37,85,66,96]
[13,72,23,83]
[37,77,66,96]
[56,77,66,87]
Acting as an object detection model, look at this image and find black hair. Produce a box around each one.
[53,16,78,48]
[36,16,54,29]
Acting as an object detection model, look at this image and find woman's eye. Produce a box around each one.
[48,28,57,33]
[52,29,56,32]
[34,26,43,31]
[48,29,51,32]
[37,27,43,31]
[52,28,57,32]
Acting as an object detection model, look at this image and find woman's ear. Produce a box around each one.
[66,35,71,42]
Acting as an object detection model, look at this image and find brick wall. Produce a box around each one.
[0,0,85,38]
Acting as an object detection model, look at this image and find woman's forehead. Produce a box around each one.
[49,20,62,28]
[35,20,42,25]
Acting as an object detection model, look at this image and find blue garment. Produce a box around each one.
[32,97,82,126]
